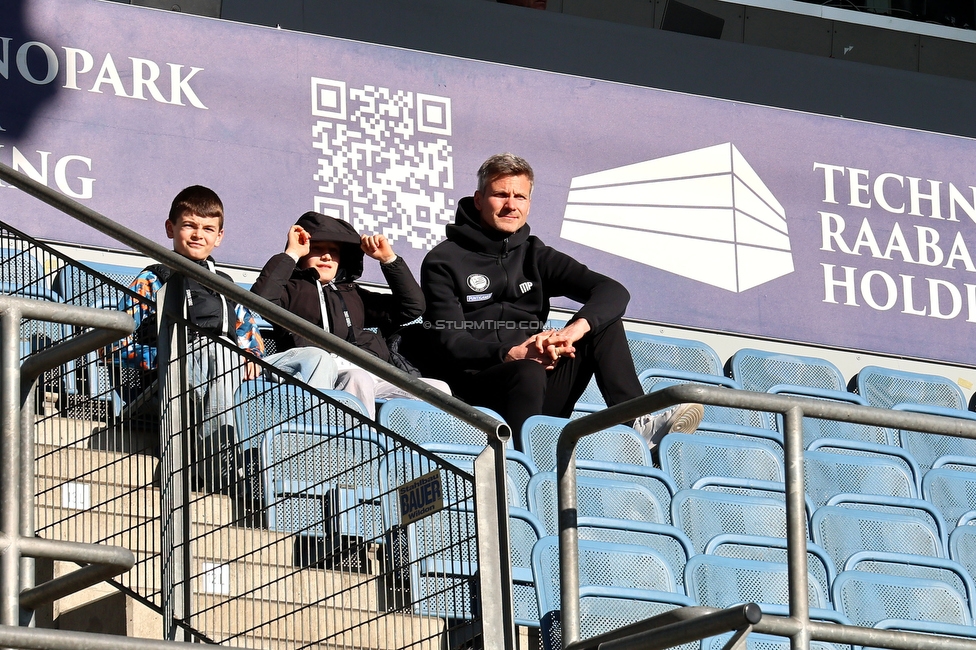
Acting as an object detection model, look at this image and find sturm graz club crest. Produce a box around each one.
[467,274,490,292]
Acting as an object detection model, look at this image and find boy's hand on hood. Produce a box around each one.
[285,225,311,260]
[361,234,397,265]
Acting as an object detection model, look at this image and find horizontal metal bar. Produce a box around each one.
[21,328,131,385]
[0,624,209,650]
[562,383,976,447]
[754,616,976,650]
[581,604,762,650]
[0,296,134,332]
[0,162,509,443]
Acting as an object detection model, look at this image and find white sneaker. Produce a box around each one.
[632,403,704,451]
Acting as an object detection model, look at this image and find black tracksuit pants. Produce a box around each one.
[451,319,644,446]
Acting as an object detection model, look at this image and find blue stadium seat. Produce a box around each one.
[832,570,972,628]
[54,261,141,306]
[573,330,725,412]
[853,365,967,410]
[923,467,976,530]
[684,555,832,613]
[811,502,946,570]
[702,632,850,650]
[804,448,917,508]
[643,375,778,433]
[528,472,670,535]
[577,517,694,589]
[949,525,976,585]
[406,502,479,620]
[768,385,895,448]
[691,477,815,525]
[235,378,373,451]
[0,245,52,295]
[519,415,652,472]
[509,508,546,628]
[419,442,536,508]
[806,438,922,497]
[260,425,386,540]
[378,398,509,447]
[825,493,948,551]
[670,489,788,554]
[532,536,694,650]
[704,534,837,594]
[843,550,976,616]
[892,403,976,472]
[659,432,785,491]
[576,460,677,513]
[727,348,846,393]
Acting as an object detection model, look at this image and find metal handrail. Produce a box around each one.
[557,383,976,650]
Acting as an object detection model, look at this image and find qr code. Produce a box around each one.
[311,77,455,250]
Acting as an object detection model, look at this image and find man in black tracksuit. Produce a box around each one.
[421,153,702,447]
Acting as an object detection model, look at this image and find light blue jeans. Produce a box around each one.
[263,347,339,391]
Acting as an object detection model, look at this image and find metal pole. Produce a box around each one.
[782,407,810,650]
[556,432,580,648]
[0,307,22,627]
[473,439,516,650]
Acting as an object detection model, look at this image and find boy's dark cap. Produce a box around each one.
[295,211,361,244]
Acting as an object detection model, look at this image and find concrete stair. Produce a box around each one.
[32,416,454,649]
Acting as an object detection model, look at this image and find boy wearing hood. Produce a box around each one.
[251,212,450,418]
[421,153,703,449]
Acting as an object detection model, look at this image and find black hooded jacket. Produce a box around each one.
[420,196,630,373]
[251,213,424,363]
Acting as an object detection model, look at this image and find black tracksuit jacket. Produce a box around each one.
[421,196,631,374]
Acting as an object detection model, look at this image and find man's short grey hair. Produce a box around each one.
[477,153,535,195]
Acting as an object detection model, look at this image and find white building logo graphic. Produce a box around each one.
[560,143,793,292]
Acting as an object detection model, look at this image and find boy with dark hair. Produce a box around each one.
[120,185,336,490]
[252,211,450,418]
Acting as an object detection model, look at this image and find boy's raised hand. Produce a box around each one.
[361,234,397,264]
[285,225,311,259]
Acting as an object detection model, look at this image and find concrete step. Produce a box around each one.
[35,444,158,489]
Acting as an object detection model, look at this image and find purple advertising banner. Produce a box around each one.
[4,0,976,366]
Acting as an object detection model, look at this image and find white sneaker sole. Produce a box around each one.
[667,403,704,434]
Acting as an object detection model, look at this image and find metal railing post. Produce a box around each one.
[782,406,810,650]
[474,429,515,650]
[0,307,23,627]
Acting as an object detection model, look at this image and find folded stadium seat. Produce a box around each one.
[852,365,967,410]
[891,403,976,472]
[811,502,946,572]
[704,534,837,596]
[922,467,976,530]
[572,329,726,413]
[377,398,511,447]
[418,442,537,508]
[577,517,694,590]
[727,348,847,393]
[670,489,788,555]
[532,536,696,650]
[509,508,546,628]
[690,477,815,526]
[527,471,671,536]
[234,378,372,452]
[804,449,917,509]
[519,415,653,473]
[643,376,778,434]
[766,385,896,449]
[842,550,976,616]
[684,555,834,617]
[949,524,976,585]
[806,438,922,497]
[832,570,972,628]
[261,423,387,547]
[659,432,785,491]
